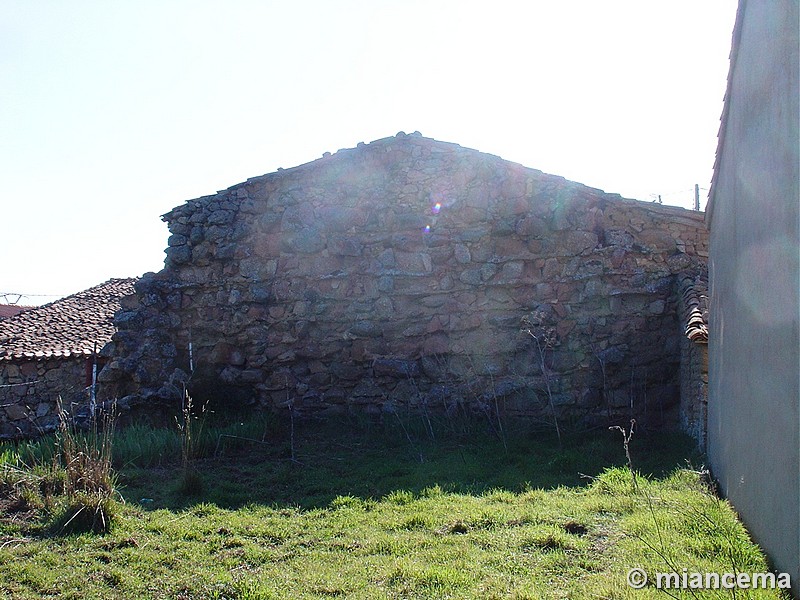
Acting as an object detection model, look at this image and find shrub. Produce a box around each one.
[51,491,116,535]
[51,399,118,534]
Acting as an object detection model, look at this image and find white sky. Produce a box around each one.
[1,1,738,304]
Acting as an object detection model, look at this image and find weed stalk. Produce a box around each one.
[609,418,637,491]
[176,391,205,495]
[523,316,562,449]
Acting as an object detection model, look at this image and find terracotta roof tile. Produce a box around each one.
[678,268,709,343]
[0,305,34,319]
[0,278,137,361]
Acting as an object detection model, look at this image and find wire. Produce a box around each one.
[0,293,64,298]
[0,381,39,389]
[654,187,696,198]
[0,293,64,305]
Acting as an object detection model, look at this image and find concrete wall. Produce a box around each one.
[102,133,708,429]
[706,0,799,589]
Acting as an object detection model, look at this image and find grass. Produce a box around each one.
[0,401,117,538]
[0,413,789,599]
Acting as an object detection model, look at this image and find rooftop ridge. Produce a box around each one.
[164,132,707,222]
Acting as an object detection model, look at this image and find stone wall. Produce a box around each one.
[679,338,708,450]
[677,270,709,450]
[0,357,91,438]
[102,133,708,427]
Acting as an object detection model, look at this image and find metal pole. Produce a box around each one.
[90,341,98,418]
[694,184,700,211]
[189,331,194,374]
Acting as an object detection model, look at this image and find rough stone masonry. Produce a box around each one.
[101,132,708,427]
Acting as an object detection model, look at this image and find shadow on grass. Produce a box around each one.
[116,415,702,512]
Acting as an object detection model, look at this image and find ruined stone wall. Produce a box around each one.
[0,357,89,438]
[680,339,708,450]
[103,133,708,427]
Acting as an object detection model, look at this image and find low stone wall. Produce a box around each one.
[102,133,708,427]
[0,357,91,438]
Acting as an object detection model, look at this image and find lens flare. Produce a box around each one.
[432,202,442,214]
[424,225,431,233]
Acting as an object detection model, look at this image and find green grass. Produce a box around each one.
[0,415,789,599]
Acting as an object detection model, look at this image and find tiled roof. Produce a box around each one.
[0,278,137,361]
[678,269,709,343]
[706,0,745,225]
[0,305,34,319]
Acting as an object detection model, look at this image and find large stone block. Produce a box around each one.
[328,236,363,257]
[5,403,27,421]
[373,358,421,378]
[281,229,326,253]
